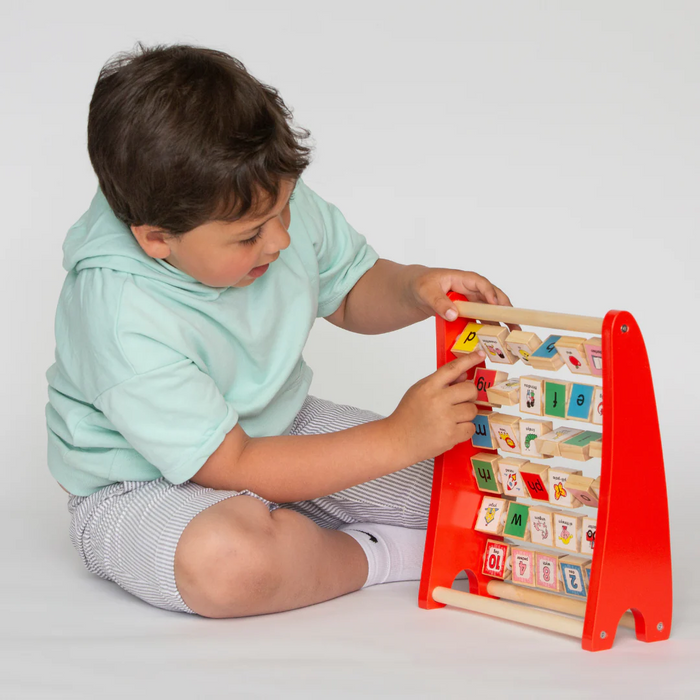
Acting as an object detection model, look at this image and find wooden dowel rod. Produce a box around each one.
[432,586,584,638]
[454,302,604,334]
[487,581,636,630]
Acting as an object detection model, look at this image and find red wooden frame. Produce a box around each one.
[418,293,673,651]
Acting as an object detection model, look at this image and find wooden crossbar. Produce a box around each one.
[455,301,604,334]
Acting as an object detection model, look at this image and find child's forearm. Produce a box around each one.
[231,418,414,502]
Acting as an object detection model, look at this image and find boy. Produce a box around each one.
[46,43,513,618]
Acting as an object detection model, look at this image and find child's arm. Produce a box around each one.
[324,259,515,334]
[191,351,484,502]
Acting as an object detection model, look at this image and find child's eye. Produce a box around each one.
[241,229,262,246]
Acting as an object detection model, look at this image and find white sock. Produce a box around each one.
[339,523,427,588]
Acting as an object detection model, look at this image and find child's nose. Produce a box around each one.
[266,219,291,253]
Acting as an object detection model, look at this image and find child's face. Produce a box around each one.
[131,178,295,288]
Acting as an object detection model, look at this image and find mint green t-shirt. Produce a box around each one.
[45,178,379,496]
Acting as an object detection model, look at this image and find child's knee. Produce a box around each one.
[174,495,282,618]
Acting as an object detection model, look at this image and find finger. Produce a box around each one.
[453,401,479,422]
[431,294,460,322]
[436,351,485,386]
[446,380,479,404]
[472,276,500,305]
[455,422,476,444]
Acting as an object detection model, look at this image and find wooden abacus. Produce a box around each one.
[418,294,672,651]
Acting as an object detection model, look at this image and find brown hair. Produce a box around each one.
[87,42,313,235]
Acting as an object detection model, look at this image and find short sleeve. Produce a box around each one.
[93,359,239,484]
[300,182,380,318]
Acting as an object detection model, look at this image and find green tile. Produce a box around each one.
[472,459,500,493]
[544,381,568,418]
[563,430,602,447]
[504,503,530,539]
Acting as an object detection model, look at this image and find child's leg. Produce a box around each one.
[68,478,369,619]
[175,494,369,618]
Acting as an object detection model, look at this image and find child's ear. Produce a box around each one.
[130,224,173,260]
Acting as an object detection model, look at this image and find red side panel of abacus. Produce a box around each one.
[582,310,672,651]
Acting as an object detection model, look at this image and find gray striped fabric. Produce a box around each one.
[67,394,434,614]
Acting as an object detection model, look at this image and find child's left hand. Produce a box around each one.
[409,267,516,326]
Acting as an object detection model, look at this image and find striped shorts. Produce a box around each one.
[67,395,434,615]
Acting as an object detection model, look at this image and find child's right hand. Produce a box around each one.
[386,350,486,464]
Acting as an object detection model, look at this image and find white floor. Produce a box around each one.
[2,471,698,700]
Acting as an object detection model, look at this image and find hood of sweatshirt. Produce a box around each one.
[62,186,228,299]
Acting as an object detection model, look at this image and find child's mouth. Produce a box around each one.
[248,263,269,278]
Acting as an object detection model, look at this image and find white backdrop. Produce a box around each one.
[2,1,698,697]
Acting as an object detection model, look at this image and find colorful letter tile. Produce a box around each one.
[548,467,583,508]
[511,547,536,586]
[504,502,530,540]
[451,322,483,355]
[520,463,550,501]
[497,457,529,498]
[554,513,583,553]
[529,507,555,547]
[520,418,553,459]
[559,556,588,598]
[482,540,511,579]
[535,553,561,591]
[544,380,571,419]
[581,517,597,556]
[519,375,546,416]
[584,337,603,377]
[471,411,495,449]
[475,496,507,535]
[471,453,502,494]
[473,368,508,404]
[566,383,595,421]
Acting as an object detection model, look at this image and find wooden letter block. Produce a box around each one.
[519,463,550,501]
[471,453,502,493]
[559,555,589,598]
[471,410,496,450]
[475,496,508,535]
[591,476,602,499]
[592,386,603,426]
[488,412,521,453]
[584,337,603,377]
[581,517,597,556]
[554,512,583,553]
[544,379,572,419]
[511,547,536,586]
[534,427,583,457]
[565,474,599,507]
[519,375,546,416]
[554,336,591,375]
[529,506,557,547]
[451,322,483,356]
[486,378,521,406]
[504,502,531,541]
[535,552,562,592]
[548,467,584,508]
[482,540,511,579]
[519,418,554,459]
[528,335,565,371]
[472,367,509,406]
[497,457,529,498]
[589,438,603,459]
[559,430,603,461]
[477,325,518,364]
[505,331,542,366]
[566,383,595,422]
